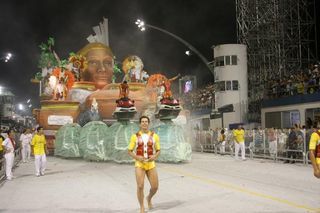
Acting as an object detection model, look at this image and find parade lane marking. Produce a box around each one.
[161,166,320,212]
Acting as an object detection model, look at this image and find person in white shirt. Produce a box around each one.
[2,129,16,180]
[20,128,32,163]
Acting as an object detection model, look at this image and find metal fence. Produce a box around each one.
[192,128,312,165]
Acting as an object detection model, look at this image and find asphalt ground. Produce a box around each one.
[0,152,319,213]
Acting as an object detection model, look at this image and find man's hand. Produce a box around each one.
[148,155,156,162]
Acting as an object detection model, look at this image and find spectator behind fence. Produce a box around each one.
[219,129,226,154]
[268,128,277,158]
[285,127,298,164]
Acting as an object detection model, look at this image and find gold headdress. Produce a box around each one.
[77,42,114,57]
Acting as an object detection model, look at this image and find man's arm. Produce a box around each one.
[44,144,49,155]
[149,150,160,162]
[309,150,320,178]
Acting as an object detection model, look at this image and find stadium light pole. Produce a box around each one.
[1,52,13,62]
[135,19,214,77]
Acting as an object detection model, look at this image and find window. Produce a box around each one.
[219,56,224,66]
[225,56,231,65]
[231,55,237,65]
[202,118,210,131]
[218,81,225,91]
[214,57,220,67]
[215,56,225,67]
[226,81,231,90]
[232,80,239,90]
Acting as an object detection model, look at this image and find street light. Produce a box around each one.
[1,52,13,62]
[18,104,24,111]
[135,19,214,76]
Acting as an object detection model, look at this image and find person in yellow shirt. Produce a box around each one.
[309,125,320,179]
[0,130,4,159]
[31,126,48,177]
[219,129,226,154]
[233,125,246,160]
[0,132,4,174]
[128,115,160,213]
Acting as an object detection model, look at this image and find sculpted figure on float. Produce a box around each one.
[122,55,146,83]
[68,42,114,106]
[77,42,114,89]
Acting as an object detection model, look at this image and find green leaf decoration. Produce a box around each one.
[37,37,59,69]
[48,37,55,47]
[35,72,43,81]
[69,52,76,57]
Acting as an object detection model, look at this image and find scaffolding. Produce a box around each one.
[236,0,317,122]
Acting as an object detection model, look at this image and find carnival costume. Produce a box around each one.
[128,131,160,170]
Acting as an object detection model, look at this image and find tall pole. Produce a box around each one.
[138,21,214,77]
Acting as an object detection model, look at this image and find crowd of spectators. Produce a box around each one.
[265,63,320,99]
[181,83,215,110]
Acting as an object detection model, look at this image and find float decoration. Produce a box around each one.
[112,81,137,121]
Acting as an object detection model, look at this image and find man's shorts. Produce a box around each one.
[135,160,156,171]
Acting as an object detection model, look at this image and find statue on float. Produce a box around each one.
[122,55,148,83]
[77,98,102,127]
[113,81,137,121]
[155,73,182,120]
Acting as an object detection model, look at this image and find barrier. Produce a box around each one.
[193,128,310,164]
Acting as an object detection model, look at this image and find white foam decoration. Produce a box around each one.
[86,18,109,46]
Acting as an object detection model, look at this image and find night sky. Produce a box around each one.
[0,0,318,108]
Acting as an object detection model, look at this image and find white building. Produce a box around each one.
[0,87,14,118]
[211,44,248,128]
[0,87,15,131]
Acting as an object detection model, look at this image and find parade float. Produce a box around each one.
[32,19,191,163]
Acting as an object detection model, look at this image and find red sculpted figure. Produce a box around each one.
[160,74,180,99]
[119,81,129,99]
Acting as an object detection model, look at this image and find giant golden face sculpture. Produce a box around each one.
[78,42,114,89]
